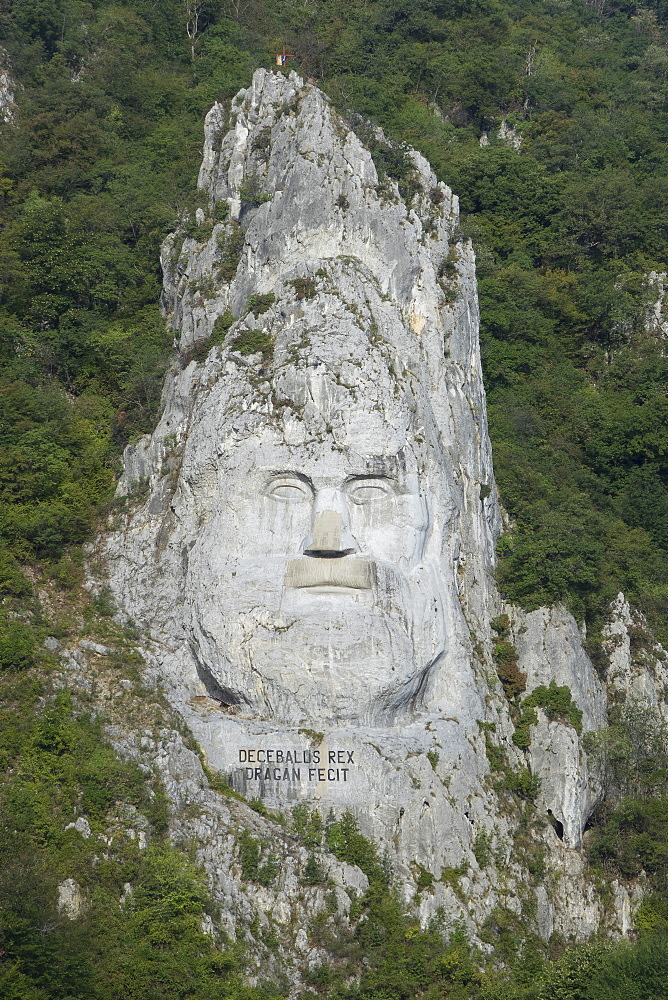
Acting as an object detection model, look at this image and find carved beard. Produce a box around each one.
[186,558,446,726]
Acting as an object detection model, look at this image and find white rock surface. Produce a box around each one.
[479,120,521,150]
[646,270,668,338]
[65,816,92,839]
[98,69,664,946]
[498,120,522,150]
[80,639,112,655]
[57,879,83,919]
[604,593,668,721]
[105,68,502,795]
[0,47,15,123]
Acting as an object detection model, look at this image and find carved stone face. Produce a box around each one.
[179,375,454,726]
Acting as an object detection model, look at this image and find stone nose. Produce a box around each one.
[303,488,357,557]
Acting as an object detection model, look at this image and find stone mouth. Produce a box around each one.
[284,557,374,590]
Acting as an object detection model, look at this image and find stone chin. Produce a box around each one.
[186,558,447,726]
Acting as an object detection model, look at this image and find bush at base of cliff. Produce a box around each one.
[586,797,668,884]
[531,933,668,1000]
[584,701,668,799]
[325,812,388,891]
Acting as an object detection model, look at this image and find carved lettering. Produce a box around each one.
[239,747,357,783]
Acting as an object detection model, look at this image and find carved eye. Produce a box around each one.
[266,478,311,502]
[346,479,394,504]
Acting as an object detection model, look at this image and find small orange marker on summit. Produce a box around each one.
[274,45,295,66]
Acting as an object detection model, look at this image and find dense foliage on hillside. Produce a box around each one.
[2,0,668,996]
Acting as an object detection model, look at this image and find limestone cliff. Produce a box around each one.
[95,69,666,954]
[0,47,16,123]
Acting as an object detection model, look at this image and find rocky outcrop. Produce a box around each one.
[604,592,668,722]
[0,47,16,123]
[646,270,668,338]
[57,878,84,919]
[479,119,522,150]
[98,69,665,949]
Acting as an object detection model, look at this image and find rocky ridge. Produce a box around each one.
[91,69,668,954]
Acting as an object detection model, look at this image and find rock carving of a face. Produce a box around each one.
[181,362,453,726]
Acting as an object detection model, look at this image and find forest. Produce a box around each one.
[2,0,668,995]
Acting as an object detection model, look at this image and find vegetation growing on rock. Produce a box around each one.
[513,681,584,748]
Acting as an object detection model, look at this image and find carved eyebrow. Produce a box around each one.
[344,473,395,483]
[263,470,314,488]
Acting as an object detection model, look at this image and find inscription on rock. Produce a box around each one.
[238,748,356,782]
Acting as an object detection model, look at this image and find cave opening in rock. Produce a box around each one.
[547,809,564,840]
